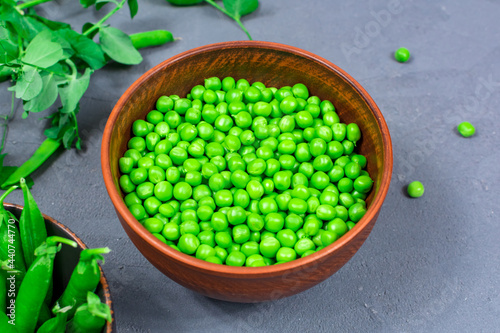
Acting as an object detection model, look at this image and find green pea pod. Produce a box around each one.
[36,304,70,333]
[0,311,17,332]
[0,186,27,278]
[66,292,112,333]
[165,0,203,6]
[55,247,110,317]
[1,138,62,189]
[130,30,176,49]
[15,236,77,333]
[18,178,48,269]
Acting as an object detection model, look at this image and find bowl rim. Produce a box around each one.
[3,202,114,333]
[101,40,393,278]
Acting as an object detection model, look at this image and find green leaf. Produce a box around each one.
[27,14,72,31]
[62,127,76,148]
[223,0,259,18]
[24,74,58,113]
[127,0,139,18]
[22,30,64,68]
[13,66,43,101]
[0,24,18,64]
[59,68,92,113]
[55,29,106,70]
[96,0,117,10]
[99,26,142,65]
[1,5,47,41]
[80,0,97,8]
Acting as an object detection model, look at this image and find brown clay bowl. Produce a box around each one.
[4,203,115,332]
[101,41,393,303]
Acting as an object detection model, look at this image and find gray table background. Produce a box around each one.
[2,0,499,332]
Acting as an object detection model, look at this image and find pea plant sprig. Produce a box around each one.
[166,0,259,40]
[0,0,175,189]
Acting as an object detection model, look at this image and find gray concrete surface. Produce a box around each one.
[1,0,499,332]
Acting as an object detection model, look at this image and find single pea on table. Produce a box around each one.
[118,76,375,267]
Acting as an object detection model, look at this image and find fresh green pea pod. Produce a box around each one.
[15,236,77,333]
[165,0,203,6]
[55,247,110,318]
[66,292,112,333]
[18,178,47,269]
[36,305,70,333]
[1,138,62,189]
[0,186,27,278]
[0,310,17,332]
[130,30,176,49]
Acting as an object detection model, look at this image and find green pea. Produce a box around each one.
[348,203,367,222]
[222,77,236,92]
[294,238,315,256]
[156,96,174,112]
[326,218,348,237]
[316,204,336,220]
[457,121,475,137]
[394,47,410,62]
[407,181,424,198]
[258,197,278,215]
[338,177,354,193]
[173,182,192,200]
[292,83,309,99]
[303,218,322,237]
[226,251,246,266]
[259,237,281,258]
[353,175,373,193]
[215,231,232,248]
[178,234,200,254]
[214,189,233,207]
[232,224,251,244]
[129,203,148,220]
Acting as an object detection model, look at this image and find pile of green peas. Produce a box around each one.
[118,76,373,267]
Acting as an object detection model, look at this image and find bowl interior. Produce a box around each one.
[4,203,114,332]
[104,41,392,279]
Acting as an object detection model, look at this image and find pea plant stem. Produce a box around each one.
[17,0,54,10]
[83,0,126,37]
[203,0,253,40]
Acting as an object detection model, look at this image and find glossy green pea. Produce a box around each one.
[279,96,297,114]
[290,184,309,200]
[148,166,166,184]
[292,83,309,99]
[303,218,322,237]
[277,140,296,155]
[174,98,191,115]
[242,86,261,103]
[191,85,205,100]
[307,196,320,214]
[312,155,333,172]
[221,77,235,92]
[278,115,295,133]
[178,234,200,255]
[136,182,154,200]
[316,204,336,220]
[164,167,179,184]
[226,251,246,266]
[323,111,340,126]
[225,88,243,103]
[235,78,250,91]
[162,222,180,241]
[144,216,163,233]
[288,198,308,215]
[284,214,303,232]
[207,173,224,191]
[338,177,354,193]
[128,136,146,152]
[260,178,274,195]
[275,247,296,262]
[227,206,246,226]
[271,171,290,191]
[195,244,216,260]
[259,237,281,258]
[315,126,333,142]
[263,213,284,233]
[132,119,151,137]
[124,192,142,207]
[326,218,348,237]
[258,197,278,215]
[294,238,315,256]
[335,205,348,222]
[332,123,347,141]
[293,143,310,162]
[204,76,222,90]
[164,110,182,129]
[156,96,174,113]
[232,224,251,244]
[320,230,337,247]
[246,180,264,200]
[278,155,296,170]
[215,231,232,248]
[350,175,372,195]
[276,229,298,248]
[341,140,354,155]
[407,181,425,198]
[292,173,308,188]
[124,149,142,167]
[241,242,260,258]
[129,167,147,185]
[304,104,320,118]
[180,220,200,236]
[119,174,136,194]
[129,203,148,220]
[350,154,367,168]
[348,203,366,222]
[344,162,361,180]
[310,171,330,190]
[302,127,315,142]
[296,163,313,179]
[346,123,361,142]
[214,189,233,207]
